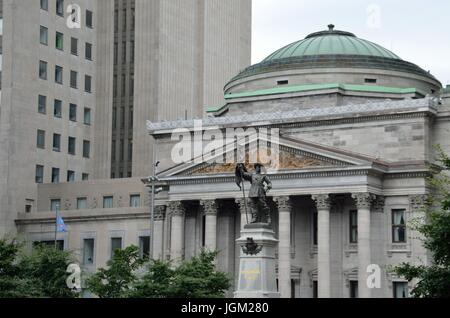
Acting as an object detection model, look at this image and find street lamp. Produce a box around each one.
[147,161,161,260]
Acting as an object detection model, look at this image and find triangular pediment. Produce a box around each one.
[158,135,378,178]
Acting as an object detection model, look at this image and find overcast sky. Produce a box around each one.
[252,0,450,86]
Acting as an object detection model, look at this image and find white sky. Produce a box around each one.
[252,0,450,86]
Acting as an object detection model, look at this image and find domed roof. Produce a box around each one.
[229,25,438,84]
[263,25,400,61]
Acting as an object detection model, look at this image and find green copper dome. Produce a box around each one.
[263,25,401,61]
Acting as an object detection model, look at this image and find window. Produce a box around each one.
[103,196,113,208]
[40,0,48,11]
[69,104,77,121]
[55,65,63,84]
[392,209,406,243]
[365,78,377,84]
[313,211,318,245]
[51,168,60,183]
[34,240,64,251]
[37,130,45,149]
[128,140,133,161]
[39,61,48,80]
[122,41,127,63]
[277,80,289,85]
[53,134,61,152]
[55,32,64,50]
[110,237,122,257]
[54,99,62,118]
[77,198,87,210]
[350,281,358,298]
[85,75,92,93]
[84,108,91,125]
[139,236,150,259]
[50,199,61,212]
[70,37,78,55]
[68,137,76,155]
[35,165,44,183]
[313,281,318,298]
[40,26,48,45]
[130,195,140,207]
[70,70,77,88]
[67,170,75,182]
[85,43,92,60]
[130,41,135,63]
[86,10,93,28]
[83,238,94,265]
[393,282,409,298]
[83,140,90,158]
[38,95,47,114]
[56,0,64,17]
[82,173,89,181]
[349,210,358,243]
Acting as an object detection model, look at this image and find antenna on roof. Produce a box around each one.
[328,24,335,31]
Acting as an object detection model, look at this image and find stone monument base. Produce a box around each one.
[234,223,280,298]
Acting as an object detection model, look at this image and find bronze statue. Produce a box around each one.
[235,163,273,224]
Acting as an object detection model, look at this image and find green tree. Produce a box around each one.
[86,245,145,298]
[394,148,450,298]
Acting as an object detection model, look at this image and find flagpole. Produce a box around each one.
[54,203,59,249]
[241,175,249,225]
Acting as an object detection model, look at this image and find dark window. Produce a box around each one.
[393,282,409,298]
[313,211,318,245]
[68,137,76,155]
[55,65,63,84]
[85,75,92,93]
[277,80,289,85]
[53,134,61,152]
[139,236,150,259]
[85,43,93,60]
[34,240,64,251]
[83,140,90,158]
[70,70,77,88]
[39,61,48,80]
[86,10,93,28]
[67,170,75,182]
[69,104,77,121]
[71,37,78,55]
[38,95,47,114]
[83,239,94,265]
[313,281,318,298]
[56,0,64,17]
[82,173,89,181]
[350,281,358,298]
[52,168,60,183]
[37,130,45,149]
[40,26,48,45]
[349,210,358,243]
[55,32,64,50]
[291,279,296,298]
[365,78,377,84]
[392,209,406,243]
[40,0,48,11]
[54,99,62,118]
[35,165,44,183]
[84,108,91,125]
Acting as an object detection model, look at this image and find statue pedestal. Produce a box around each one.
[234,223,280,298]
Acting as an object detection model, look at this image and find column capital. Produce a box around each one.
[200,199,218,216]
[168,201,185,217]
[274,196,292,211]
[373,195,386,213]
[154,205,167,220]
[351,193,375,210]
[312,194,331,210]
[409,194,428,211]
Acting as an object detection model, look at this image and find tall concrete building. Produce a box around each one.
[0,0,252,237]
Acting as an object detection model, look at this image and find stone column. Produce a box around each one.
[352,193,374,298]
[235,198,250,231]
[152,205,166,260]
[200,200,218,251]
[312,194,331,298]
[274,196,292,298]
[168,201,185,265]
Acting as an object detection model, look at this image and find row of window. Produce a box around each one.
[38,95,91,124]
[313,209,407,245]
[39,61,92,92]
[35,166,89,184]
[36,131,90,158]
[40,26,93,60]
[49,194,141,211]
[40,0,94,29]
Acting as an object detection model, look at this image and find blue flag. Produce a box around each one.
[56,214,67,232]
